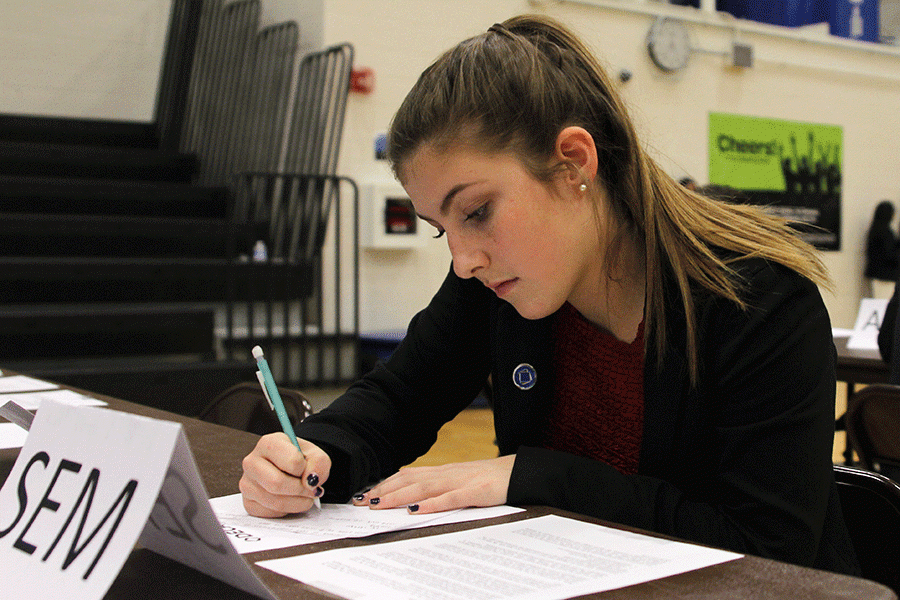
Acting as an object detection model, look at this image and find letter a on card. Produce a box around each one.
[847,298,889,350]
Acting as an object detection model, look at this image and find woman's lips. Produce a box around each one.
[488,278,517,298]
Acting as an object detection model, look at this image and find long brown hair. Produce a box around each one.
[388,14,830,383]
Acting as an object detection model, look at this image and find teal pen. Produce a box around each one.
[252,345,321,508]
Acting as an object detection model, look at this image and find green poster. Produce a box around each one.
[708,112,842,250]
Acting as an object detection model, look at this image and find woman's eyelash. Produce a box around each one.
[464,204,489,222]
[428,202,488,238]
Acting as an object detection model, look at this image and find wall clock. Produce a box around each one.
[647,17,691,73]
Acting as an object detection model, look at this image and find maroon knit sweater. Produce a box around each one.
[544,302,645,475]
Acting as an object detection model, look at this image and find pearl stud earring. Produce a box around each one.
[579,183,588,192]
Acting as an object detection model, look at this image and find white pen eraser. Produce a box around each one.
[251,345,264,359]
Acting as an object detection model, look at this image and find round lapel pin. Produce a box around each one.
[512,363,536,390]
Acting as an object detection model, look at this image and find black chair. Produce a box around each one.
[845,384,900,482]
[834,464,900,595]
[198,381,312,436]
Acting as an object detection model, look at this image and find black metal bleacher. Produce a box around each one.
[0,114,259,415]
[0,0,359,414]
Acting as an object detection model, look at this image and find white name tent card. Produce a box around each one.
[0,401,276,600]
[847,298,889,350]
[1,399,35,431]
[0,422,29,450]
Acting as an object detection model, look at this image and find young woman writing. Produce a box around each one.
[240,15,858,574]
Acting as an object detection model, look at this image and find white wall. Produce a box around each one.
[319,0,900,330]
[0,0,170,120]
[261,0,323,52]
[1,0,899,331]
[884,0,900,42]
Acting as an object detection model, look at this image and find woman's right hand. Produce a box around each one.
[239,433,331,517]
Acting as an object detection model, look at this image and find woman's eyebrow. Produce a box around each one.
[416,180,482,222]
[440,181,481,215]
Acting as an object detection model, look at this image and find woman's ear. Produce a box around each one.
[555,126,598,186]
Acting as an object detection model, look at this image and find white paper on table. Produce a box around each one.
[0,374,60,393]
[0,389,107,411]
[0,422,29,449]
[210,492,523,554]
[259,514,742,600]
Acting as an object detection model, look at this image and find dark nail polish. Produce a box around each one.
[353,493,366,502]
[369,497,380,505]
[307,473,319,487]
[408,504,419,512]
[315,486,324,497]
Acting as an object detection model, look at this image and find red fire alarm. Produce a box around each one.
[350,67,375,94]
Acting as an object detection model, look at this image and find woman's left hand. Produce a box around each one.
[352,454,516,514]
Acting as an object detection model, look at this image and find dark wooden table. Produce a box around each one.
[1,383,895,600]
[834,335,889,390]
[834,335,890,463]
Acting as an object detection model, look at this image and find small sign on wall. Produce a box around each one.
[361,182,433,249]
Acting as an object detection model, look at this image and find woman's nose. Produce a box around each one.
[448,232,488,279]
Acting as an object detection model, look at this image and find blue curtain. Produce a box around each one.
[716,0,828,27]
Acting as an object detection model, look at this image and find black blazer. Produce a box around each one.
[865,225,899,281]
[297,257,858,575]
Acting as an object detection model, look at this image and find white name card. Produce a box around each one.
[0,401,276,600]
[847,298,889,350]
